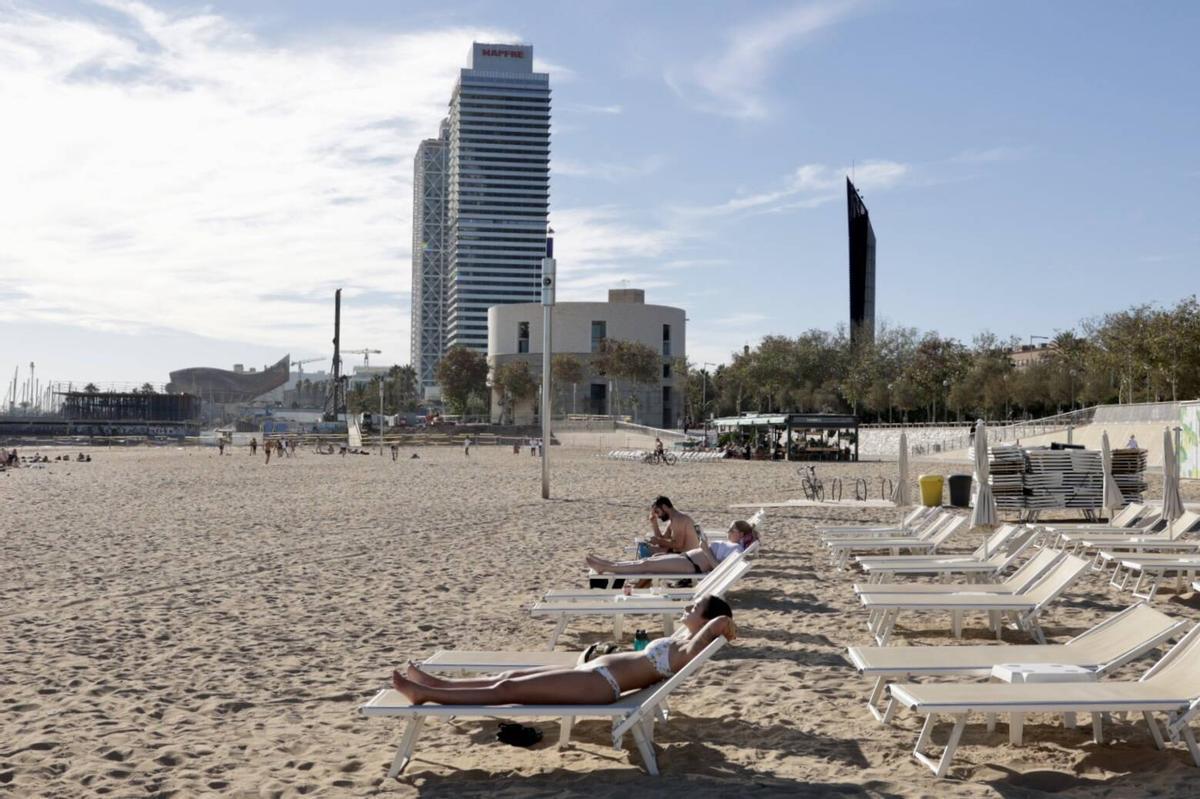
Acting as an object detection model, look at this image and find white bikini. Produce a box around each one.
[588,635,677,701]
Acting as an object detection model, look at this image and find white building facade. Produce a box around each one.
[487,289,686,428]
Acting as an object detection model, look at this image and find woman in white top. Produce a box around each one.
[586,520,757,577]
[393,596,735,705]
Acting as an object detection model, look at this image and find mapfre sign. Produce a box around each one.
[472,43,533,72]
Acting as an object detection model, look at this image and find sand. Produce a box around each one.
[4,444,1200,798]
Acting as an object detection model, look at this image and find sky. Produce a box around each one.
[1,0,1198,386]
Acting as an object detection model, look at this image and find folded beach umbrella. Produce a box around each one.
[891,431,911,506]
[1101,430,1124,518]
[1162,427,1185,524]
[968,420,998,535]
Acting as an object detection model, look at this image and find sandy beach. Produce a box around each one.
[4,445,1200,798]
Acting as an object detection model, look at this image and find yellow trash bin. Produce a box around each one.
[919,474,945,507]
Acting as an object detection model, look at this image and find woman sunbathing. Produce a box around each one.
[391,596,735,706]
[585,520,757,577]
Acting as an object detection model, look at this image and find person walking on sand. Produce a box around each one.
[250,437,257,456]
[463,436,471,458]
[218,439,225,456]
[1126,433,1139,449]
[390,443,399,462]
[265,440,272,464]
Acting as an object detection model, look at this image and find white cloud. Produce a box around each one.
[549,206,682,300]
[554,154,664,181]
[949,145,1031,164]
[565,102,623,115]
[665,1,861,119]
[0,1,516,365]
[685,159,910,217]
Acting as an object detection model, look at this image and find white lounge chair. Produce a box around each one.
[888,624,1200,777]
[1107,553,1200,602]
[1042,502,1147,536]
[856,525,1033,583]
[1069,511,1200,571]
[360,636,728,777]
[1049,508,1166,551]
[853,546,1060,597]
[819,507,945,540]
[531,558,751,647]
[858,553,1090,645]
[826,515,966,570]
[553,541,760,602]
[846,603,1186,720]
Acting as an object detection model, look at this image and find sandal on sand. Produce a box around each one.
[497,722,543,747]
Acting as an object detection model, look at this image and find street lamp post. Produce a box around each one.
[942,379,951,424]
[540,238,556,500]
[700,361,716,445]
[887,382,894,424]
[378,378,384,456]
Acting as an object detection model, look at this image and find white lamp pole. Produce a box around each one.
[378,378,384,455]
[540,236,556,500]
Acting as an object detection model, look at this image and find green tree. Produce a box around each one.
[593,339,659,422]
[435,347,488,415]
[493,360,539,423]
[84,383,99,393]
[385,364,420,413]
[138,382,157,394]
[551,354,584,415]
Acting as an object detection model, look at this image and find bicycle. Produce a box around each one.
[798,464,842,501]
[644,451,677,466]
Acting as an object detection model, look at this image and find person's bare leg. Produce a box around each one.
[583,554,696,573]
[403,661,559,688]
[392,669,614,706]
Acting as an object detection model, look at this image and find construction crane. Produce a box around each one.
[291,357,323,377]
[344,348,382,367]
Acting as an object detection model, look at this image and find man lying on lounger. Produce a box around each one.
[391,596,735,705]
[586,520,757,576]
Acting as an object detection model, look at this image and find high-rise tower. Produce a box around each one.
[411,119,449,392]
[445,43,551,353]
[846,177,876,344]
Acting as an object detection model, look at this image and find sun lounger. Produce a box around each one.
[1043,503,1147,534]
[531,558,751,647]
[819,507,944,540]
[1049,508,1166,551]
[1107,554,1200,602]
[826,515,966,570]
[888,624,1200,776]
[853,546,1060,596]
[856,525,1033,583]
[858,553,1089,645]
[559,541,759,601]
[588,511,765,588]
[1067,512,1200,570]
[361,636,728,776]
[847,603,1186,720]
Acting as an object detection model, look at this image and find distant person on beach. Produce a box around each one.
[645,496,700,555]
[265,440,272,464]
[588,520,757,576]
[390,443,399,462]
[250,438,257,456]
[218,440,225,456]
[463,437,471,457]
[1126,434,1139,449]
[391,595,734,706]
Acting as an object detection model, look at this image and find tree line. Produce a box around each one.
[683,296,1200,424]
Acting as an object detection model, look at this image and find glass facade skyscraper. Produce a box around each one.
[411,43,550,387]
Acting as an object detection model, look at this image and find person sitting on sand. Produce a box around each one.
[645,496,699,555]
[391,596,735,706]
[587,520,757,577]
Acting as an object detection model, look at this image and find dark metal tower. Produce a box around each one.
[323,289,347,422]
[847,178,877,345]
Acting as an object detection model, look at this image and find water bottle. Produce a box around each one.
[633,629,650,651]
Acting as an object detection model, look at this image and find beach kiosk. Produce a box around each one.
[712,412,859,462]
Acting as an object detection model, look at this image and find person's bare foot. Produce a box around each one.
[391,669,428,704]
[404,660,445,687]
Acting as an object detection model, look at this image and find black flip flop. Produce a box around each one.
[497,722,543,747]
